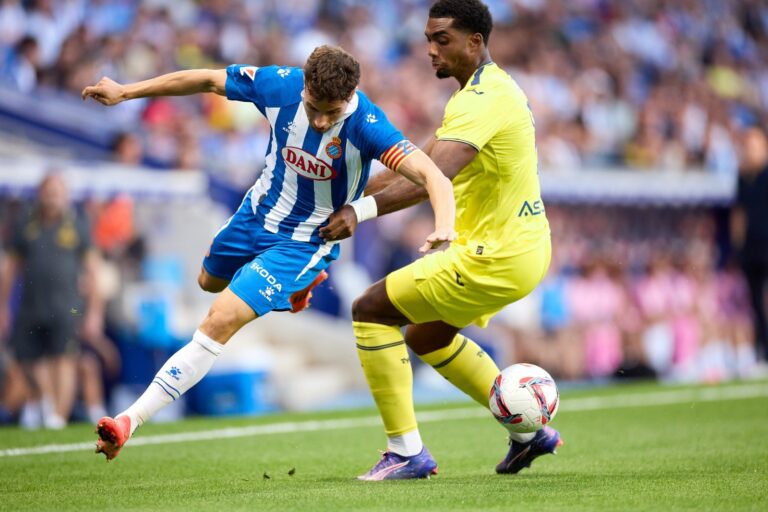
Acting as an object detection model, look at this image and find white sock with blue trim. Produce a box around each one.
[120,330,224,435]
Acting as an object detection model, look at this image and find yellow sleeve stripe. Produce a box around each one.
[380,140,418,172]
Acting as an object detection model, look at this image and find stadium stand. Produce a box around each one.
[1,0,766,421]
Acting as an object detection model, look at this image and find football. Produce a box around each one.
[489,363,560,433]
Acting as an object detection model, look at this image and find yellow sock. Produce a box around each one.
[353,321,416,436]
[419,334,500,408]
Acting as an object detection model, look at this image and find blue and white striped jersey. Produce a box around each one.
[225,64,412,244]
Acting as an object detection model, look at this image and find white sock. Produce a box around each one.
[507,431,536,443]
[120,330,224,435]
[19,401,42,430]
[40,396,56,418]
[736,344,757,376]
[387,429,424,456]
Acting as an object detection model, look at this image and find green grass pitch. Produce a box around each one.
[1,381,766,511]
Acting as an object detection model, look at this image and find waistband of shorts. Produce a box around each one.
[453,233,550,258]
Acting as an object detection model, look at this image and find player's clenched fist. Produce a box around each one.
[319,205,358,242]
[81,77,126,106]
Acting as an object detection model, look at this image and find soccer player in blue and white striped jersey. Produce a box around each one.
[82,45,456,460]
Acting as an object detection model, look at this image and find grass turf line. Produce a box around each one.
[0,381,766,511]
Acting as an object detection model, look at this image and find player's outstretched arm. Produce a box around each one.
[320,147,457,251]
[367,138,477,217]
[361,137,437,197]
[395,148,457,252]
[362,138,438,196]
[81,69,228,106]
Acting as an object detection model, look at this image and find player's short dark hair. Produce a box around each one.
[429,0,493,45]
[303,45,361,102]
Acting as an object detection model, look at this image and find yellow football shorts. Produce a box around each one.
[386,237,551,328]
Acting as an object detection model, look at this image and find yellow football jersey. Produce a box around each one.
[435,62,549,257]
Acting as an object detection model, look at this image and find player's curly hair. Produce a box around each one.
[429,0,493,45]
[303,45,361,102]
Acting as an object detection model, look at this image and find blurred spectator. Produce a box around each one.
[25,0,80,68]
[0,173,104,428]
[95,132,144,261]
[76,328,120,424]
[0,0,764,177]
[569,257,627,379]
[1,35,39,92]
[111,132,144,167]
[0,346,27,424]
[717,258,758,376]
[0,0,26,49]
[0,244,26,424]
[732,126,768,363]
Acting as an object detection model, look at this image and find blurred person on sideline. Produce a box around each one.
[568,258,626,379]
[0,347,27,424]
[82,45,456,460]
[634,252,677,377]
[717,257,758,377]
[0,245,27,425]
[76,331,120,423]
[731,126,768,365]
[0,173,104,429]
[321,0,560,479]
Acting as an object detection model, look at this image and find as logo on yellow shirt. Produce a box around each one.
[518,200,544,217]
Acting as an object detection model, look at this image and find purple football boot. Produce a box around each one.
[358,446,439,481]
[496,426,563,474]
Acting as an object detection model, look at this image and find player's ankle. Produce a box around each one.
[117,411,140,436]
[387,430,424,457]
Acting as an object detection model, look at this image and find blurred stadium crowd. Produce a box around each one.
[2,0,767,179]
[1,0,767,427]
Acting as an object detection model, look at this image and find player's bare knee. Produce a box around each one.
[198,271,226,293]
[198,304,247,343]
[352,297,388,324]
[351,294,375,323]
[197,272,211,291]
[197,273,212,292]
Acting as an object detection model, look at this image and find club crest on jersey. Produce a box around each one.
[282,147,336,181]
[325,137,343,160]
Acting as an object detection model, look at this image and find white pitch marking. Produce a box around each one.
[1,383,766,458]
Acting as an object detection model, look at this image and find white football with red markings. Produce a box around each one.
[489,363,559,433]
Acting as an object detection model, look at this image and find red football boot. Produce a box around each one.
[289,270,328,313]
[95,415,132,461]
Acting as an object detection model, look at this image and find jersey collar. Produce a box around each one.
[464,61,496,90]
[337,90,360,123]
[299,89,360,127]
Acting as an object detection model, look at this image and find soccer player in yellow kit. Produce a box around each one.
[321,0,563,479]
